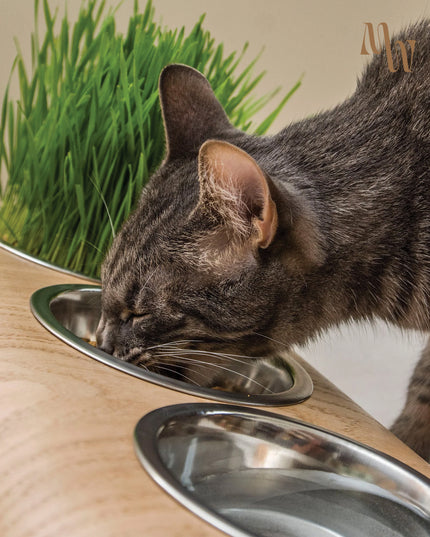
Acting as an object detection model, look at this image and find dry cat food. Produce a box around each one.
[82,338,97,347]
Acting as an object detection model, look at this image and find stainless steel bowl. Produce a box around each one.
[0,241,100,282]
[30,285,313,405]
[135,403,430,537]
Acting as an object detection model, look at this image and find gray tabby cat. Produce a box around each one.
[97,21,430,461]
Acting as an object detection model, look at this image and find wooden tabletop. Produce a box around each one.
[0,246,428,537]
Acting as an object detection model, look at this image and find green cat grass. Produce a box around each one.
[0,0,299,279]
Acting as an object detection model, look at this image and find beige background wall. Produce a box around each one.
[1,0,429,426]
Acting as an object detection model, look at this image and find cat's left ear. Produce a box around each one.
[197,140,278,250]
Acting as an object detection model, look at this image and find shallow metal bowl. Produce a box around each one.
[0,241,100,282]
[135,403,430,537]
[30,285,313,406]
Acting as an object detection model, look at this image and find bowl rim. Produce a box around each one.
[0,240,100,283]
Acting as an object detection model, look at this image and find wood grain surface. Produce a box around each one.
[0,246,428,537]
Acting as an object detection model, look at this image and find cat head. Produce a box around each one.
[97,64,325,374]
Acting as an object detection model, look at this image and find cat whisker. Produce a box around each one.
[141,269,156,291]
[145,339,204,351]
[154,349,252,367]
[155,352,274,393]
[152,364,200,386]
[155,347,255,366]
[153,353,226,373]
[128,355,150,370]
[253,332,290,349]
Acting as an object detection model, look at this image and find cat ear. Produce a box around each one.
[197,140,326,273]
[159,64,234,160]
[198,140,278,249]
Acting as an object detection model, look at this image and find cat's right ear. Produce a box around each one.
[159,64,234,160]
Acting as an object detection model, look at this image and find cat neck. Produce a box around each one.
[232,96,430,335]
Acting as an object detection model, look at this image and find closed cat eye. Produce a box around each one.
[131,313,152,325]
[119,312,151,325]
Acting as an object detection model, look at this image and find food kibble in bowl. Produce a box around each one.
[82,338,97,347]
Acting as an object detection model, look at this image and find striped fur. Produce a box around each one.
[98,22,430,461]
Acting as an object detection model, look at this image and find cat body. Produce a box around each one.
[98,21,430,460]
